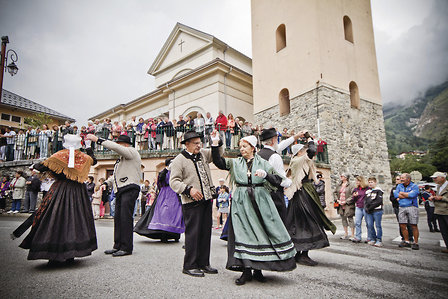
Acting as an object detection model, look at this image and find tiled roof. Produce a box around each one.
[1,89,75,121]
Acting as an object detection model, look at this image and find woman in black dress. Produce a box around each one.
[14,135,97,265]
[285,136,336,266]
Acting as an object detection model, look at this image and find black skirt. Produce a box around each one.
[19,179,97,261]
[285,187,329,251]
[133,199,181,241]
[226,215,296,272]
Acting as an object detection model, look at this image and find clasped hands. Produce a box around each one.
[429,195,442,201]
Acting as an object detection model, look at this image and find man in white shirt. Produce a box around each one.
[1,127,16,161]
[258,127,304,222]
[430,172,448,253]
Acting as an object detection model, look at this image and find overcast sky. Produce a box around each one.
[1,0,447,126]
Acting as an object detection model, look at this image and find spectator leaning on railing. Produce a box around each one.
[1,112,330,164]
[1,126,16,161]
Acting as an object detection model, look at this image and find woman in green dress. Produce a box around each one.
[211,133,296,285]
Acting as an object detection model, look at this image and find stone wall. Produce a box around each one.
[255,84,392,212]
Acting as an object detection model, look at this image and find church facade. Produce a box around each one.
[90,23,254,123]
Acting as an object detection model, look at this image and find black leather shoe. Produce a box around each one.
[235,269,252,285]
[104,249,119,254]
[200,265,218,274]
[297,255,318,266]
[253,269,266,282]
[112,250,132,257]
[182,268,205,277]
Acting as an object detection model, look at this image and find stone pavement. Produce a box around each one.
[0,212,447,298]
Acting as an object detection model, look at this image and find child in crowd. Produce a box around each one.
[364,177,384,247]
[92,185,102,220]
[147,189,157,207]
[216,186,230,229]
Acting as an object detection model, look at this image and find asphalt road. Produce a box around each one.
[1,211,447,299]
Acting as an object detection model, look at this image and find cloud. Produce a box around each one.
[2,0,446,126]
[373,0,448,104]
[0,0,251,126]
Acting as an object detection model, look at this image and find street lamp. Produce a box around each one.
[1,36,19,100]
[6,51,19,76]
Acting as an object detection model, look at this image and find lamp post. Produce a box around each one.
[0,36,19,101]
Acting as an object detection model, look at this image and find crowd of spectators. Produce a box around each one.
[0,110,328,163]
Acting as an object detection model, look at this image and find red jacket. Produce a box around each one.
[215,114,228,131]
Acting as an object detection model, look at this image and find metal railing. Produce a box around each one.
[1,126,329,164]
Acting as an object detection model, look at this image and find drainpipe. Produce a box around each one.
[224,66,232,115]
[165,83,175,118]
[316,80,320,138]
[223,45,229,61]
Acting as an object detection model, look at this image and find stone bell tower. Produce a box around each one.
[251,0,391,193]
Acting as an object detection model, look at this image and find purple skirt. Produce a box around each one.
[134,186,184,240]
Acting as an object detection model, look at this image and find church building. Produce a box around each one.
[90,23,253,123]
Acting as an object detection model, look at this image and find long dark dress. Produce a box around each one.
[285,142,336,252]
[17,149,97,262]
[134,169,184,241]
[212,147,296,272]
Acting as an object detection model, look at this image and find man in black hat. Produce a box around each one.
[86,133,142,257]
[259,127,304,222]
[169,130,223,277]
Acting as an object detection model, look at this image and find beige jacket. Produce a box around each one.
[92,190,102,205]
[11,176,26,200]
[285,154,317,200]
[335,182,355,217]
[434,182,448,215]
[169,147,223,204]
[102,140,142,192]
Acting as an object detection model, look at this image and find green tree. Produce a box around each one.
[429,133,448,172]
[389,156,437,181]
[24,113,53,129]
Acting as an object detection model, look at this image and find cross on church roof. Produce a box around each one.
[178,39,185,52]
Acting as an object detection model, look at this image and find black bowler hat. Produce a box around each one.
[116,134,132,145]
[259,128,277,141]
[181,131,201,144]
[165,157,174,166]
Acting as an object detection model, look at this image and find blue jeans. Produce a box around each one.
[355,207,366,240]
[225,131,232,148]
[110,198,115,217]
[365,210,383,242]
[11,199,21,211]
[23,191,38,212]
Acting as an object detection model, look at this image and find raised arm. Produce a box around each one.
[307,140,317,159]
[264,172,283,188]
[100,140,136,160]
[211,145,228,170]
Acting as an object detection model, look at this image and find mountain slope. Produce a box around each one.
[383,81,448,156]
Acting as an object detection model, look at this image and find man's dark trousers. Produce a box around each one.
[23,191,38,212]
[437,214,448,248]
[113,184,140,253]
[6,144,14,161]
[272,188,287,224]
[182,199,212,270]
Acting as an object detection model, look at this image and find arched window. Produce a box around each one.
[279,88,290,116]
[343,16,354,43]
[276,24,286,52]
[349,81,360,109]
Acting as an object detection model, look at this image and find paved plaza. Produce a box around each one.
[1,212,447,298]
